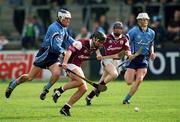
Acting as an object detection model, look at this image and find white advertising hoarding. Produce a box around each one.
[0,51,57,80]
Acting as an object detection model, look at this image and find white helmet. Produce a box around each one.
[136,12,150,20]
[57,9,71,19]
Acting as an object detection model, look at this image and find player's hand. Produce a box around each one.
[128,54,135,61]
[150,53,156,60]
[96,55,103,60]
[61,51,66,56]
[62,62,68,70]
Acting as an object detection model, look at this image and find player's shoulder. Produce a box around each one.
[148,27,155,35]
[106,34,112,39]
[130,26,139,31]
[121,34,129,41]
[48,21,63,31]
[78,38,89,45]
[128,26,139,34]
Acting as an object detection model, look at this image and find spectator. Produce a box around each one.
[8,0,25,34]
[0,33,9,50]
[50,0,66,7]
[124,14,136,33]
[21,17,40,49]
[92,20,105,33]
[98,15,109,34]
[75,26,91,40]
[32,0,51,30]
[32,16,45,47]
[151,15,167,48]
[32,16,45,38]
[67,27,76,39]
[171,0,179,3]
[91,0,109,21]
[167,10,180,43]
[127,14,136,29]
[82,0,109,29]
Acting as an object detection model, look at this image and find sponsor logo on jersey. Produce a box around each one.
[107,45,122,51]
[78,55,90,59]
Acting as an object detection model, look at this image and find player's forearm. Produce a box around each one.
[63,50,72,64]
[96,49,102,56]
[125,50,132,57]
[150,46,154,54]
[96,49,103,60]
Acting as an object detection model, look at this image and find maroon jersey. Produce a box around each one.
[68,39,98,67]
[103,33,130,56]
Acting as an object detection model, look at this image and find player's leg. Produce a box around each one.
[85,71,108,105]
[59,68,87,116]
[127,68,147,97]
[124,68,136,85]
[53,78,84,103]
[103,62,119,84]
[5,65,42,98]
[94,62,118,96]
[86,61,118,105]
[60,83,87,116]
[122,68,136,104]
[123,68,147,104]
[40,62,61,100]
[53,65,85,103]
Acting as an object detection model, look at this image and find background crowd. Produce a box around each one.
[0,0,179,50]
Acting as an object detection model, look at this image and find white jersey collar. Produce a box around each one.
[111,32,122,40]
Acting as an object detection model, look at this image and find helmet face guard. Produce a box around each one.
[93,31,106,43]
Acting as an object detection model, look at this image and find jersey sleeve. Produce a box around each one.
[126,27,136,43]
[123,37,131,51]
[52,33,65,54]
[68,41,83,52]
[150,30,155,47]
[72,41,82,50]
[68,35,75,45]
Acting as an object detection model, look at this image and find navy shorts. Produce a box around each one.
[33,48,60,69]
[126,55,149,70]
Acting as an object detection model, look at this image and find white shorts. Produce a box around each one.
[67,64,84,75]
[101,59,123,74]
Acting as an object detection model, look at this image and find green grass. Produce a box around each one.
[0,80,180,122]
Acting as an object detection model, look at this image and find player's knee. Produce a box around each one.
[76,79,85,87]
[111,71,118,79]
[21,75,33,81]
[136,76,144,83]
[124,76,133,85]
[51,71,60,78]
[80,84,88,93]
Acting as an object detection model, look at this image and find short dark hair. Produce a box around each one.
[92,31,106,43]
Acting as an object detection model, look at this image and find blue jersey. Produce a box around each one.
[41,21,75,54]
[127,26,155,56]
[126,26,155,69]
[34,21,75,64]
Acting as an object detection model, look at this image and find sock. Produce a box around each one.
[44,82,53,91]
[64,103,71,110]
[87,90,96,99]
[99,80,106,85]
[58,87,64,94]
[9,80,18,89]
[124,94,132,101]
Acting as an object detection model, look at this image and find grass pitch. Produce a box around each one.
[0,80,180,122]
